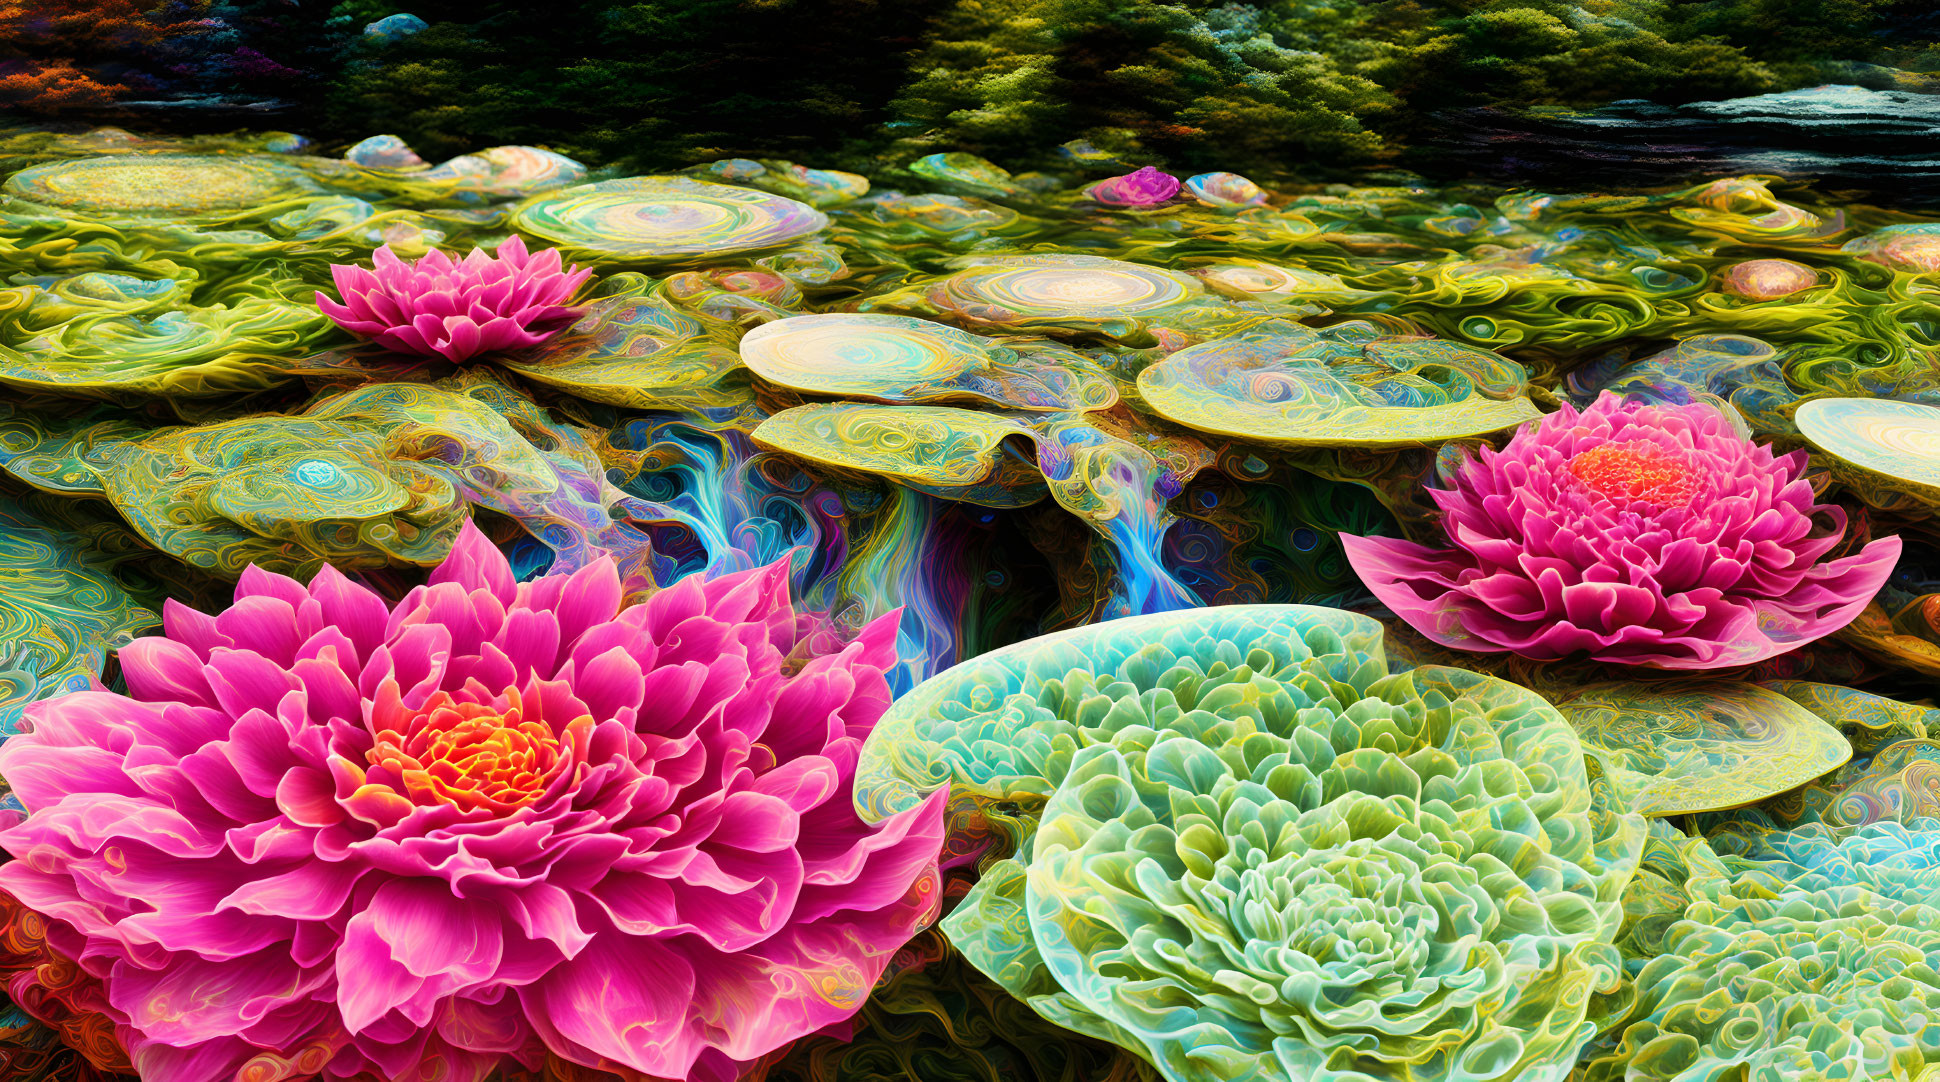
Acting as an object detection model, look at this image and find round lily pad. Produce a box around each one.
[3,154,312,215]
[508,176,828,261]
[1796,397,1940,505]
[1554,681,1852,817]
[935,254,1189,318]
[752,402,1044,505]
[907,153,1023,198]
[1188,259,1369,305]
[1717,258,1818,300]
[1138,323,1541,446]
[747,160,870,207]
[404,145,588,200]
[840,192,1021,242]
[500,282,748,411]
[1184,171,1268,208]
[740,313,1116,411]
[860,254,1242,344]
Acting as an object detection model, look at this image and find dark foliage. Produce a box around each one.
[4,0,1940,178]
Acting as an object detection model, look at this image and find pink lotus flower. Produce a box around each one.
[1342,393,1901,669]
[1089,165,1181,207]
[317,235,592,363]
[0,523,947,1082]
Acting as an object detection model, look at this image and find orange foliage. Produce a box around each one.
[0,62,122,109]
[0,0,218,111]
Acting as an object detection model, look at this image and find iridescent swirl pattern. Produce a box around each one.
[859,254,1247,344]
[741,313,1117,411]
[1138,321,1541,445]
[2,154,313,215]
[509,175,829,260]
[1796,397,1940,506]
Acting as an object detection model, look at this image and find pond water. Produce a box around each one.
[1427,84,1940,206]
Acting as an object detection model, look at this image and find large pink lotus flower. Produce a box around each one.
[1341,393,1901,669]
[316,235,592,362]
[1089,165,1181,206]
[0,523,947,1082]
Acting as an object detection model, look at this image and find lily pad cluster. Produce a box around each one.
[0,371,652,582]
[1137,320,1541,446]
[839,594,1940,1082]
[0,125,1938,1082]
[509,176,830,262]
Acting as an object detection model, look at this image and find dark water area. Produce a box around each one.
[1416,85,1940,209]
[34,80,1940,220]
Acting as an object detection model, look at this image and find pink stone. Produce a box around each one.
[1719,258,1819,300]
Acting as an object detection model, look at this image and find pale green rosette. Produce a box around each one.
[855,606,1645,1082]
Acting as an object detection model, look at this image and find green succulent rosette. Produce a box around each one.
[855,606,1645,1082]
[1587,817,1940,1082]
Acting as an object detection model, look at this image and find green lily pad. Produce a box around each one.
[1138,322,1541,446]
[1554,680,1853,817]
[740,313,1116,411]
[4,373,651,578]
[1187,258,1378,306]
[508,176,828,261]
[752,402,1045,506]
[0,274,329,398]
[0,499,158,736]
[501,277,749,410]
[859,254,1255,345]
[4,154,314,216]
[1796,397,1940,506]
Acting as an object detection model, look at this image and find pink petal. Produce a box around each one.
[338,880,505,1032]
[523,935,700,1076]
[428,520,517,604]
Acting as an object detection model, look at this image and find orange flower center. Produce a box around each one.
[1567,441,1699,508]
[367,692,562,813]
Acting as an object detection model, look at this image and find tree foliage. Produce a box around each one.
[0,1,326,112]
[320,0,941,169]
[3,0,1938,177]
